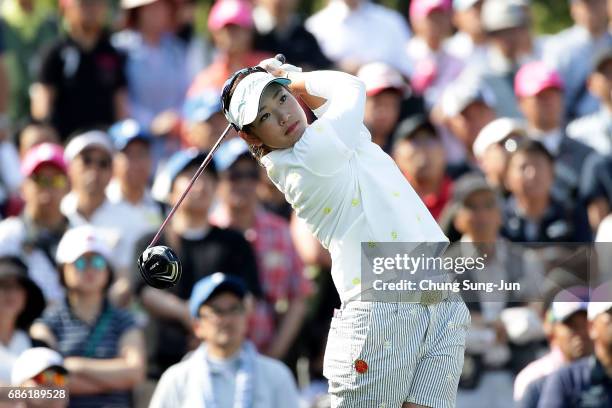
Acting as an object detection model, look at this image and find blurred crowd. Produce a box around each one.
[0,0,612,407]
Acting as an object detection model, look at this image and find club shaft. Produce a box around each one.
[148,124,233,248]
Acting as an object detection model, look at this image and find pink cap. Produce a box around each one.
[357,63,407,96]
[208,0,253,31]
[410,0,451,21]
[514,61,564,98]
[21,143,67,177]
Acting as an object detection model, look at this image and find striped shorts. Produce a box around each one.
[323,295,470,408]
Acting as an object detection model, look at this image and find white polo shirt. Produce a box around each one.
[261,71,448,302]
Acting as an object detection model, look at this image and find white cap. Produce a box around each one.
[588,302,612,320]
[441,81,494,118]
[473,117,526,158]
[587,282,612,320]
[357,62,407,96]
[226,72,290,130]
[64,130,114,162]
[56,225,113,265]
[482,0,529,32]
[120,0,157,9]
[11,347,66,386]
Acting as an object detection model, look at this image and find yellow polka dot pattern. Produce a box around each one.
[351,198,359,207]
[391,231,398,240]
[323,207,332,215]
[352,278,361,285]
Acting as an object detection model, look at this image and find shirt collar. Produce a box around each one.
[530,128,563,156]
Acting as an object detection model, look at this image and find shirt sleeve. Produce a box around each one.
[537,369,571,408]
[303,71,367,150]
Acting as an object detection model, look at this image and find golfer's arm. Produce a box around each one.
[287,72,327,111]
[289,71,365,141]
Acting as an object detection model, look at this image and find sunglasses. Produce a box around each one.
[221,66,267,131]
[81,154,111,170]
[33,370,67,387]
[31,174,68,189]
[228,169,259,182]
[74,255,107,272]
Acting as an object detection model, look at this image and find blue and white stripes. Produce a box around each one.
[324,296,470,407]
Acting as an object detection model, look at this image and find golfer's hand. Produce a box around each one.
[257,58,302,78]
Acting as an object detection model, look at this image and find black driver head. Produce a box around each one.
[138,245,182,289]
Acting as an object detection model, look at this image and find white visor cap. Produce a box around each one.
[227,72,291,130]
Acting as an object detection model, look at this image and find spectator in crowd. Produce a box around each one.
[357,62,407,151]
[567,46,612,155]
[444,174,545,407]
[174,0,215,80]
[149,273,299,407]
[112,0,189,138]
[305,0,412,75]
[407,0,463,109]
[538,298,612,407]
[181,88,230,151]
[11,347,69,408]
[441,81,496,167]
[137,148,262,378]
[446,0,486,64]
[106,119,162,300]
[0,0,58,125]
[257,173,293,221]
[461,0,541,119]
[0,143,68,303]
[502,139,592,243]
[31,0,128,141]
[30,225,146,408]
[15,119,59,157]
[473,117,527,195]
[514,288,592,408]
[515,61,595,203]
[187,0,271,95]
[543,0,612,120]
[391,115,452,220]
[253,0,331,70]
[0,256,45,385]
[579,154,612,231]
[61,130,136,273]
[211,138,310,358]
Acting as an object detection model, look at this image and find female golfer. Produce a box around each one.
[221,60,470,408]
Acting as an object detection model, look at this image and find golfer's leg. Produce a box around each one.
[406,299,470,408]
[325,302,426,407]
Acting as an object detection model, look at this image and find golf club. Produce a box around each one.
[138,54,286,289]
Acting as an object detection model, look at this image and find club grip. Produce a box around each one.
[275,54,286,64]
